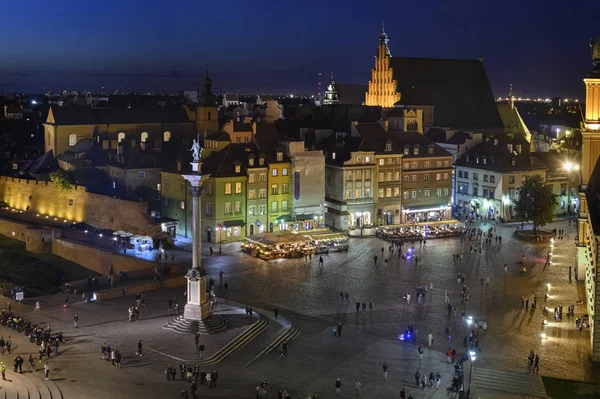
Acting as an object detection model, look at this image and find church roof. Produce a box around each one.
[47,106,191,126]
[455,136,545,172]
[335,84,368,106]
[388,57,503,131]
[497,103,531,140]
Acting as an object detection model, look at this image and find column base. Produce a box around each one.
[183,301,212,321]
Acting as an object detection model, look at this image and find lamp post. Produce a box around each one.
[467,350,477,398]
[216,224,222,254]
[563,162,581,215]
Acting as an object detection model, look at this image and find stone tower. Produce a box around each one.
[195,66,219,137]
[365,24,401,107]
[323,72,340,105]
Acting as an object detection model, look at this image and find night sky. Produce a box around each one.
[1,0,599,98]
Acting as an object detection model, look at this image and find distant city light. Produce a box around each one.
[31,100,37,105]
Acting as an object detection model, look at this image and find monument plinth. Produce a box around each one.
[164,137,226,334]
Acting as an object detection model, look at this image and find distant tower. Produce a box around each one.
[317,72,323,104]
[323,72,340,105]
[195,66,219,137]
[365,23,400,107]
[508,84,515,110]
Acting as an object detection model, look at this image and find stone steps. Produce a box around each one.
[473,367,547,398]
[0,372,62,399]
[163,315,228,335]
[242,325,301,369]
[199,317,269,365]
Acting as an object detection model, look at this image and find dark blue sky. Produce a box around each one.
[1,0,599,98]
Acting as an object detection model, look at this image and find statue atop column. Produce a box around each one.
[190,134,202,163]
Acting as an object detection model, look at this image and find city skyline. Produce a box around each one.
[1,0,600,97]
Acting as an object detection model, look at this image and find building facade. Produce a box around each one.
[454,138,547,221]
[577,37,600,361]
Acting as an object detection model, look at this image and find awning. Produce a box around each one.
[223,220,246,228]
[403,204,450,213]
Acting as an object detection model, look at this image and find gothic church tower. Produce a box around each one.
[365,24,401,107]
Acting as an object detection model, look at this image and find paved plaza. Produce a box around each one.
[0,218,595,398]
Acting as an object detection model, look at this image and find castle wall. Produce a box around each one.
[0,177,160,236]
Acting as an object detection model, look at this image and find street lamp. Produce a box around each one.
[563,162,582,215]
[216,224,222,254]
[467,350,477,398]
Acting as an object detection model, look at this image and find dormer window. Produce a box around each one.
[428,145,434,155]
[276,152,283,161]
[356,156,362,163]
[413,146,419,155]
[259,156,265,166]
[403,146,409,155]
[385,143,392,152]
[235,164,241,173]
[176,160,182,172]
[249,156,255,166]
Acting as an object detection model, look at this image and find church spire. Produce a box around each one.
[378,21,390,56]
[197,65,217,106]
[508,84,515,109]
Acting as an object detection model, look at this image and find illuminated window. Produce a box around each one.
[118,133,125,143]
[235,182,242,194]
[225,183,232,195]
[68,134,77,146]
[163,131,171,142]
[141,132,148,143]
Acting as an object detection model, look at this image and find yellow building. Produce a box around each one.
[266,150,292,232]
[44,106,194,156]
[577,36,600,361]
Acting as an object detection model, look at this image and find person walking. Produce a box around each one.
[337,323,343,337]
[273,307,279,320]
[335,378,341,394]
[354,379,361,396]
[73,314,79,328]
[436,373,441,389]
[44,362,49,380]
[115,350,122,369]
[34,301,41,313]
[415,370,421,386]
[137,340,143,356]
[418,344,424,360]
[319,256,324,267]
[533,354,540,373]
[27,354,35,372]
[0,362,5,380]
[427,331,433,347]
[382,361,388,379]
[198,344,205,359]
[6,337,11,354]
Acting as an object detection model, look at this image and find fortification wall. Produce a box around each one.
[0,177,160,235]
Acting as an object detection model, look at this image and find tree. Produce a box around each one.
[49,170,72,193]
[513,175,557,234]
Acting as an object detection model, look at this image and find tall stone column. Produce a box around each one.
[190,185,202,269]
[182,164,211,321]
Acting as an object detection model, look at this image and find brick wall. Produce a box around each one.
[51,238,157,275]
[0,177,160,235]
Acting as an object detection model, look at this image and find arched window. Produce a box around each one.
[118,132,125,143]
[163,131,171,142]
[68,134,77,146]
[141,132,148,143]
